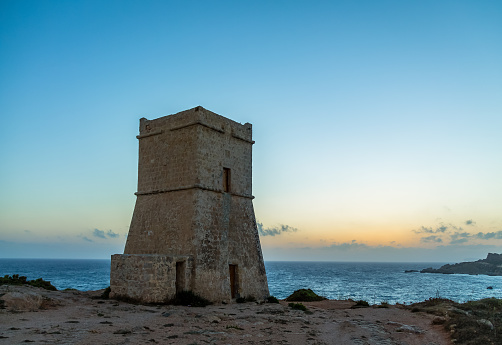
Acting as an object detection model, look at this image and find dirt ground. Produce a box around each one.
[0,286,451,345]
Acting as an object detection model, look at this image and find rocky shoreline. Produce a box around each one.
[421,253,502,276]
[0,285,451,345]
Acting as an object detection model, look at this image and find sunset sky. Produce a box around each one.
[1,0,501,262]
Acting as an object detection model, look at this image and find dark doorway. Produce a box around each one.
[223,168,231,192]
[176,261,186,294]
[229,264,238,298]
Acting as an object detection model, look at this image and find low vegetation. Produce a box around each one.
[285,288,326,302]
[377,301,390,308]
[266,295,280,303]
[226,325,244,330]
[100,286,111,299]
[407,297,502,345]
[236,296,256,303]
[288,302,313,314]
[168,290,212,307]
[288,302,307,311]
[0,274,57,291]
[351,300,370,308]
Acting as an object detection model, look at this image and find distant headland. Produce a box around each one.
[421,253,502,276]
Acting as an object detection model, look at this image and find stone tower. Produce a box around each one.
[110,106,269,303]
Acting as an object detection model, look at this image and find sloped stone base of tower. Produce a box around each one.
[111,190,269,304]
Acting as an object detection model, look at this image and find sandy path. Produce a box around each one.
[0,286,451,345]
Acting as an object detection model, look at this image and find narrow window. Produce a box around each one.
[176,261,186,294]
[223,168,231,192]
[229,264,238,298]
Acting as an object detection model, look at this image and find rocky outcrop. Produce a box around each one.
[421,253,502,276]
[0,285,69,312]
[0,286,44,311]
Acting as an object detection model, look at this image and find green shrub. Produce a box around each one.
[101,286,111,299]
[423,297,456,307]
[285,289,326,302]
[289,302,307,311]
[0,274,57,291]
[462,297,502,312]
[351,300,370,308]
[266,296,279,303]
[168,290,212,307]
[226,325,244,330]
[377,301,389,308]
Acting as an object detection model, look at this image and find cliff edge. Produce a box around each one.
[421,253,502,276]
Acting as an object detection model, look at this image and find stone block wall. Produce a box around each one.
[124,190,196,255]
[110,254,193,303]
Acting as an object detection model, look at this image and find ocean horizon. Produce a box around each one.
[1,258,501,304]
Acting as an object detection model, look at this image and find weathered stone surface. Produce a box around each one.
[111,107,269,303]
[0,285,67,312]
[110,254,192,303]
[0,286,43,311]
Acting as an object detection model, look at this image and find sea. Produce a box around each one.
[1,259,501,305]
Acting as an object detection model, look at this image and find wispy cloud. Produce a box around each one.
[414,220,476,235]
[421,235,443,243]
[107,230,120,238]
[450,238,469,245]
[475,231,502,240]
[413,224,449,234]
[450,232,471,241]
[93,229,106,239]
[415,219,501,245]
[81,236,93,242]
[323,240,369,250]
[257,222,298,236]
[448,230,502,243]
[92,228,120,239]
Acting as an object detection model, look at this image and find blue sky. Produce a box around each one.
[1,0,501,261]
